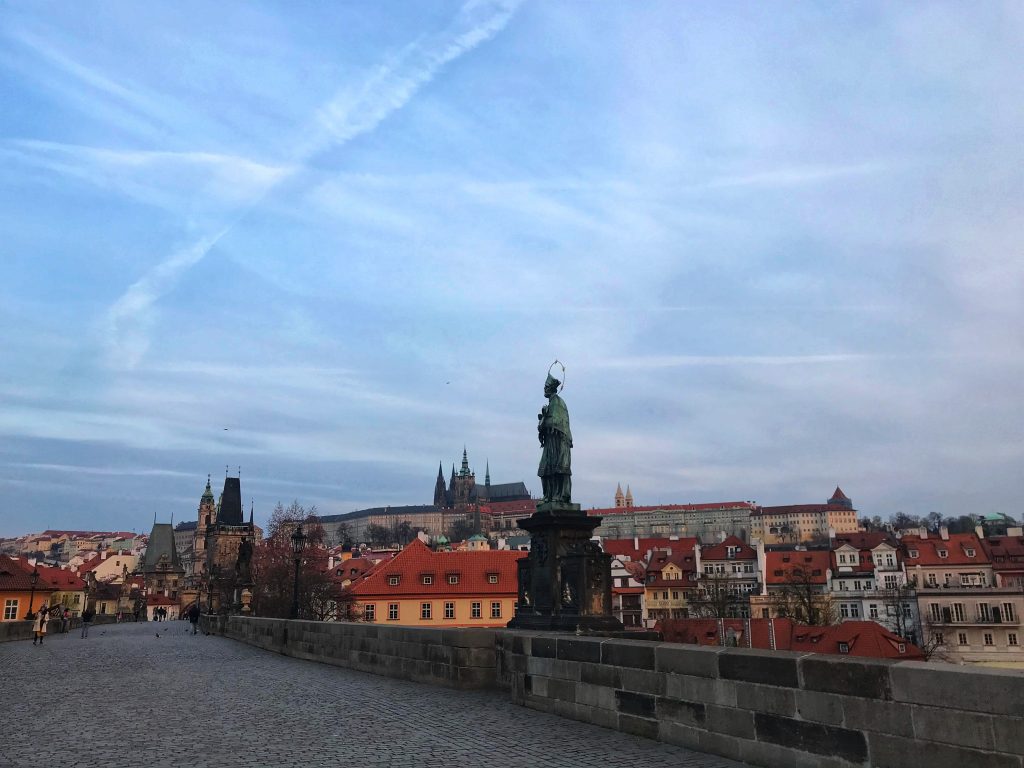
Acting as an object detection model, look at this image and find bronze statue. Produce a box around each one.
[538,370,572,504]
[235,537,253,584]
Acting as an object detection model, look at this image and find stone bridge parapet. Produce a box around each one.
[201,615,1024,768]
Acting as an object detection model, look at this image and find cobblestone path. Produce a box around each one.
[1,621,750,768]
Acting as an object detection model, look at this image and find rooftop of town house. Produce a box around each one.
[900,531,989,567]
[764,550,831,585]
[601,536,698,562]
[589,501,756,517]
[699,535,757,561]
[348,538,524,597]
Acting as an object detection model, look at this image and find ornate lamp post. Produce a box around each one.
[289,524,307,620]
[25,566,39,620]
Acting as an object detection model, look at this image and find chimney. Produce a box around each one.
[101,550,108,560]
[939,526,949,541]
[919,527,928,539]
[633,535,639,550]
[975,525,985,540]
[328,555,335,570]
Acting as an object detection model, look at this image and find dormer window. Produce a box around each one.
[388,575,400,586]
[488,573,499,584]
[897,643,906,654]
[838,642,850,654]
[908,550,918,558]
[447,574,459,585]
[422,575,433,585]
[965,548,975,557]
[937,550,948,559]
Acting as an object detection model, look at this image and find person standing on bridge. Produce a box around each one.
[187,603,200,635]
[32,606,49,645]
[81,604,95,638]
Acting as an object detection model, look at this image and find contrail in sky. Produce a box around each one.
[103,0,523,368]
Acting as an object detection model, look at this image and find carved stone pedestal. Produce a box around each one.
[508,502,623,632]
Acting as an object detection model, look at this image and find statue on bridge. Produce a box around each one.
[538,368,572,504]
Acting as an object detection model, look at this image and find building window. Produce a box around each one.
[1003,603,1017,622]
[364,604,376,622]
[471,601,482,619]
[908,550,918,558]
[979,603,991,621]
[488,574,498,584]
[388,603,399,621]
[420,603,432,620]
[490,601,502,619]
[422,575,433,585]
[3,599,17,620]
[984,633,994,646]
[388,576,400,586]
[933,632,944,645]
[444,602,455,620]
[952,603,966,622]
[838,642,850,654]
[927,573,937,587]
[672,591,679,600]
[448,575,459,585]
[958,632,968,646]
[897,643,906,654]
[869,604,879,619]
[965,548,975,557]
[937,550,948,559]
[1009,633,1018,646]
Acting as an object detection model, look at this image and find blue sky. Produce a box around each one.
[1,1,1022,537]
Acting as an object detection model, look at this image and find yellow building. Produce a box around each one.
[76,551,139,584]
[0,557,57,621]
[349,539,524,627]
[751,487,860,545]
[36,564,87,617]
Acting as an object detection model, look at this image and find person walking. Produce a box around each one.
[81,605,95,638]
[33,606,49,645]
[187,603,201,635]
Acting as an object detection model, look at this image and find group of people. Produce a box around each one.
[32,604,96,644]
[153,606,171,621]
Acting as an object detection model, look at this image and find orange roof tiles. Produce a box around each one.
[900,533,989,567]
[349,539,524,598]
[700,535,757,561]
[602,537,697,562]
[764,551,831,585]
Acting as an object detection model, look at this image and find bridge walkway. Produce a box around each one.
[1,621,750,768]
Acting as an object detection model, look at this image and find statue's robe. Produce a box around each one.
[538,393,572,480]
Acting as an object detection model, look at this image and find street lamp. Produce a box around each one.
[25,566,39,620]
[289,524,307,620]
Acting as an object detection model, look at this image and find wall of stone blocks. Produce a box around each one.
[0,614,118,642]
[205,615,500,690]
[495,630,1024,768]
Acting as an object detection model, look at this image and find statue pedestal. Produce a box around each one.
[508,503,623,632]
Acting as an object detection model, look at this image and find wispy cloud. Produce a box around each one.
[582,354,879,371]
[2,139,290,208]
[100,0,523,368]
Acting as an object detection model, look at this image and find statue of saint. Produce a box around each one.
[235,537,253,584]
[538,372,572,503]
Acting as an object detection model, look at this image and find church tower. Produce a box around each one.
[433,462,448,508]
[615,483,625,508]
[625,485,634,509]
[193,475,216,577]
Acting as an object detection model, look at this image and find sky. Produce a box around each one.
[1,1,1022,537]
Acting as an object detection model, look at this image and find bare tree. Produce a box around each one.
[770,566,837,626]
[689,571,747,618]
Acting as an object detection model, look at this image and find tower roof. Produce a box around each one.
[615,483,624,499]
[200,475,215,505]
[219,477,244,525]
[140,523,182,573]
[830,486,850,501]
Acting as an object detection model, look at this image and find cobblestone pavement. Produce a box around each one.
[1,622,750,768]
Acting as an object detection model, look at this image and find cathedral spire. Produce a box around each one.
[485,460,491,486]
[437,461,444,481]
[461,446,470,476]
[249,499,254,525]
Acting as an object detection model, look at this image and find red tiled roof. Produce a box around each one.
[981,536,1024,572]
[829,486,850,502]
[0,556,58,592]
[753,503,856,517]
[34,564,86,590]
[146,594,177,606]
[349,539,524,597]
[589,502,755,517]
[602,537,697,562]
[833,532,898,550]
[700,536,757,561]
[789,622,925,660]
[764,551,831,585]
[657,618,924,659]
[900,533,989,567]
